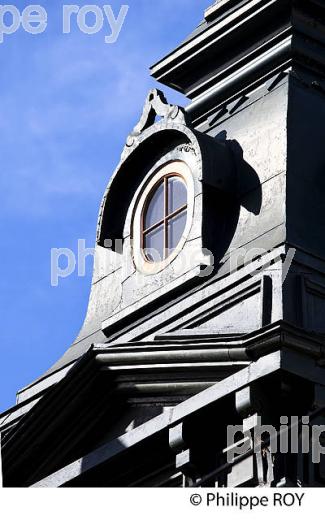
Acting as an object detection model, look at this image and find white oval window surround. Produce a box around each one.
[132,160,194,274]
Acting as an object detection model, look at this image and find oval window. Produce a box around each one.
[142,175,187,263]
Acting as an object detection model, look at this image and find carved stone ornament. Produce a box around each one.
[125,89,191,150]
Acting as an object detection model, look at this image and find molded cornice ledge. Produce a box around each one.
[31,346,325,488]
[151,0,325,121]
[204,0,240,22]
[2,321,325,486]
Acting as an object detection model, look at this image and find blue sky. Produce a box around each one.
[0,1,212,411]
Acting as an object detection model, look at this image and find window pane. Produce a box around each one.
[168,176,187,214]
[167,210,187,253]
[143,225,164,262]
[144,181,164,230]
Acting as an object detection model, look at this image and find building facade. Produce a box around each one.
[2,0,325,487]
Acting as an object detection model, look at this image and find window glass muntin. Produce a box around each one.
[142,173,187,262]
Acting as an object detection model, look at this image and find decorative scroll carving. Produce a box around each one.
[126,89,190,149]
[175,143,197,156]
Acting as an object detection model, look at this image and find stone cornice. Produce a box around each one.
[151,0,325,120]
